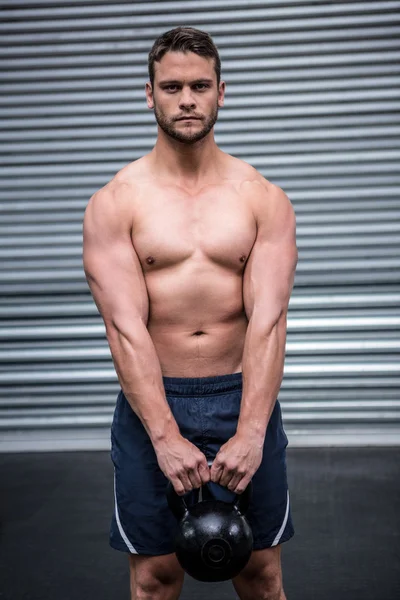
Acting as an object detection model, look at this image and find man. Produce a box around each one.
[83,26,297,600]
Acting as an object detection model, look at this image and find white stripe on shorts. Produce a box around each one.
[113,469,138,554]
[271,490,290,547]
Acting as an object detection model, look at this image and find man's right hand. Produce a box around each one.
[154,435,211,496]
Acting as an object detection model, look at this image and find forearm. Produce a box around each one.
[237,311,288,442]
[107,321,180,446]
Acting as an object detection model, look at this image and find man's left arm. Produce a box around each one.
[210,182,298,493]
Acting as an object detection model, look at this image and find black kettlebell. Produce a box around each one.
[166,478,253,582]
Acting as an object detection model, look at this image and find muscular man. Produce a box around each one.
[83,26,297,600]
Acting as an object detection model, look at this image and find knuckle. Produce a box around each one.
[184,460,196,472]
[202,469,211,482]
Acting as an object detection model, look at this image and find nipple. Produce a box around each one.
[240,255,246,263]
[146,256,155,265]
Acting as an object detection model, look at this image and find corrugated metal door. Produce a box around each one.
[1,0,399,451]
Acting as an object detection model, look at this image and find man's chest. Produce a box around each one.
[130,186,257,272]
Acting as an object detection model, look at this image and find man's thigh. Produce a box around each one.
[128,553,185,600]
[232,546,284,598]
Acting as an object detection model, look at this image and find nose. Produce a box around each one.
[179,87,196,110]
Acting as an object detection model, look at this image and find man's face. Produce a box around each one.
[146,51,225,144]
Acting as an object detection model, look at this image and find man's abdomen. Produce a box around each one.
[148,315,248,377]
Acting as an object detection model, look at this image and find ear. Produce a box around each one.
[145,82,154,109]
[218,80,226,108]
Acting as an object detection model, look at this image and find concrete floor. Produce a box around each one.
[0,447,399,600]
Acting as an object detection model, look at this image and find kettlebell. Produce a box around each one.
[166,479,253,582]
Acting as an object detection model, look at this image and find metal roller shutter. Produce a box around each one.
[1,0,399,451]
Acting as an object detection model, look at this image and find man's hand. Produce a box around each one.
[210,433,264,494]
[154,435,210,496]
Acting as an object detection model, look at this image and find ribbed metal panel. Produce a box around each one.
[1,0,399,450]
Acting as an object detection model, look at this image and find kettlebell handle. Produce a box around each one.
[235,480,253,515]
[166,478,253,521]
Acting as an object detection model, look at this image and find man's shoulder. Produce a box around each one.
[223,155,294,227]
[109,156,150,191]
[88,157,150,207]
[223,154,277,194]
[223,156,284,203]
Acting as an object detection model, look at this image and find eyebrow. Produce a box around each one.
[158,78,214,86]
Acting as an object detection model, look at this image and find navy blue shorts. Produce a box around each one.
[110,372,294,555]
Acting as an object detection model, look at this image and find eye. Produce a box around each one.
[164,85,179,93]
[194,83,209,91]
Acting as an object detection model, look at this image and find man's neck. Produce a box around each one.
[151,129,222,190]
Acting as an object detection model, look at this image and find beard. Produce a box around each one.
[153,101,219,145]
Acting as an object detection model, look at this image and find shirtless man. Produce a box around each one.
[83,26,297,600]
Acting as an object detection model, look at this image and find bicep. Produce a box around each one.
[83,190,149,336]
[243,187,297,325]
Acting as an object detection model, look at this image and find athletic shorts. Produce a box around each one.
[109,372,294,555]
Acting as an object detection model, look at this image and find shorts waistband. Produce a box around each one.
[162,372,243,396]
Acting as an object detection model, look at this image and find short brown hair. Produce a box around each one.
[148,26,221,87]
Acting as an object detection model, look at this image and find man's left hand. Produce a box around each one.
[210,433,264,494]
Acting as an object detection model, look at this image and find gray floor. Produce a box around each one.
[0,448,399,600]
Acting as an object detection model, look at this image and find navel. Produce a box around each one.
[146,256,155,265]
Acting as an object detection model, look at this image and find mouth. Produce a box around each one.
[176,117,201,121]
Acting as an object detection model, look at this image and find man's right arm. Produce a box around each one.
[82,183,210,494]
[83,184,178,445]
